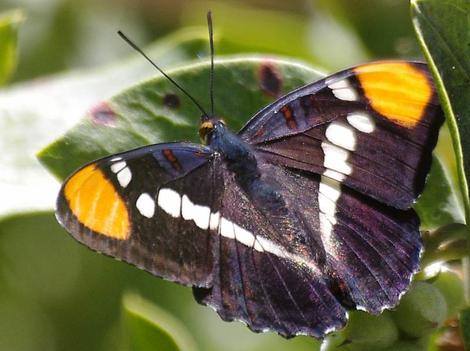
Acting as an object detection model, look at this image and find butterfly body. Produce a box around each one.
[207,120,260,186]
[57,60,444,338]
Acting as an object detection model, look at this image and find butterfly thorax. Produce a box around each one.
[207,121,260,187]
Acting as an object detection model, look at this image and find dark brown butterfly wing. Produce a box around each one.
[56,143,223,287]
[240,61,444,210]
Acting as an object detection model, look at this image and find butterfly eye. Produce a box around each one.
[199,121,214,144]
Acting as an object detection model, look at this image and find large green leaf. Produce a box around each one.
[411,0,470,227]
[0,9,23,85]
[0,28,209,219]
[121,293,198,351]
[38,56,325,179]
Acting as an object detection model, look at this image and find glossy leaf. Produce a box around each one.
[0,9,23,85]
[38,57,324,180]
[122,293,198,351]
[412,0,470,228]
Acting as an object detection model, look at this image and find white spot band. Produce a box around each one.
[136,193,155,218]
[347,112,375,133]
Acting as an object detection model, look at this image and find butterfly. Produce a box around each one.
[56,14,444,340]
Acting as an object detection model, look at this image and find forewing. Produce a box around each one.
[240,61,444,209]
[56,142,223,287]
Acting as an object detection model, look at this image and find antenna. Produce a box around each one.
[207,11,215,116]
[117,30,209,117]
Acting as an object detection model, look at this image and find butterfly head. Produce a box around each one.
[199,117,226,145]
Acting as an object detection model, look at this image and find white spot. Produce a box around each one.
[319,214,335,239]
[110,161,126,174]
[325,121,357,151]
[220,217,235,239]
[234,223,256,247]
[321,141,352,175]
[181,195,193,221]
[181,195,211,230]
[255,236,286,257]
[318,176,341,247]
[110,156,123,162]
[209,212,220,230]
[157,188,181,218]
[323,169,346,182]
[136,193,155,218]
[328,79,357,101]
[318,192,336,216]
[347,112,375,133]
[254,239,264,252]
[319,176,341,202]
[193,204,211,229]
[117,167,132,188]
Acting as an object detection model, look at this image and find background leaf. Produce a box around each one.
[0,28,209,219]
[38,56,325,179]
[416,154,464,230]
[318,0,421,59]
[460,306,470,350]
[411,0,470,227]
[0,9,23,85]
[182,1,369,70]
[406,124,464,230]
[121,293,198,351]
[0,211,321,351]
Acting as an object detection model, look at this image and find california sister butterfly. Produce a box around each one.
[56,12,443,338]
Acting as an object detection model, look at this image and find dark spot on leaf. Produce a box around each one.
[258,62,282,98]
[163,93,180,109]
[89,102,116,126]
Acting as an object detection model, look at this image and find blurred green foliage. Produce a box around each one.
[121,293,198,351]
[1,0,469,350]
[0,9,23,85]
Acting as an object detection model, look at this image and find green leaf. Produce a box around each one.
[181,1,369,71]
[415,155,464,230]
[319,0,421,58]
[0,9,23,85]
[411,0,470,228]
[122,293,198,351]
[0,28,210,219]
[460,306,470,350]
[38,56,324,180]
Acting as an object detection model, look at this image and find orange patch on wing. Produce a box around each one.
[64,164,130,240]
[280,105,297,129]
[163,149,182,171]
[354,62,433,128]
